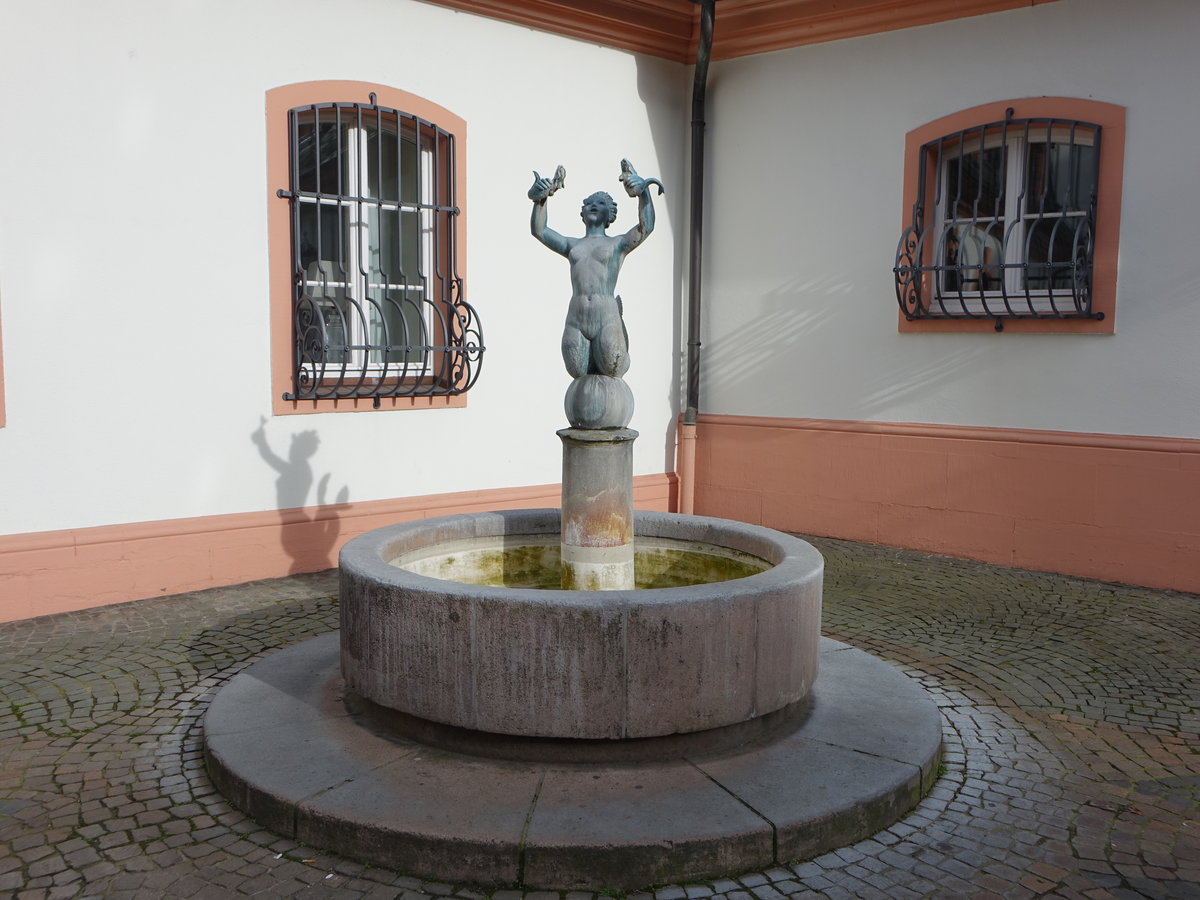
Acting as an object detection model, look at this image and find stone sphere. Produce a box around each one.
[565,374,634,428]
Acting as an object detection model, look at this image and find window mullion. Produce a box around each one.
[347,121,369,367]
[1004,134,1024,297]
[421,147,433,311]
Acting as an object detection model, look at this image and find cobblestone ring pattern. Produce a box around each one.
[0,536,1197,899]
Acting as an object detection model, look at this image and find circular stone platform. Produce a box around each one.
[203,633,942,891]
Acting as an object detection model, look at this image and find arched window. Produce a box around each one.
[895,98,1124,333]
[267,83,484,413]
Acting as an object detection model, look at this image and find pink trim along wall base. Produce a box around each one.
[693,415,1200,594]
[0,475,676,623]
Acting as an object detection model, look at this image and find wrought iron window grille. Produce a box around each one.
[895,108,1102,331]
[280,94,483,405]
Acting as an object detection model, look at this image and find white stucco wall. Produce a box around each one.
[700,0,1200,439]
[0,1,688,535]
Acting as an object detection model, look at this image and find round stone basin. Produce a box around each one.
[339,509,823,742]
[395,534,770,589]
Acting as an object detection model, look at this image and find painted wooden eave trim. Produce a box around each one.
[711,0,1062,60]
[418,0,699,62]
[417,0,1061,62]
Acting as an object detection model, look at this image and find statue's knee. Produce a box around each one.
[592,327,630,377]
[606,351,631,378]
[562,332,589,378]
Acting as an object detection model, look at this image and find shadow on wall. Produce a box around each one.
[634,53,688,472]
[251,417,350,574]
[702,275,986,421]
[700,276,842,407]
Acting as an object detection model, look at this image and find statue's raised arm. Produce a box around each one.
[529,165,569,256]
[617,159,663,255]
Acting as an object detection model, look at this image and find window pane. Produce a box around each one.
[1025,139,1097,215]
[296,118,347,196]
[298,201,354,364]
[295,290,354,366]
[298,202,350,278]
[364,119,395,201]
[1023,216,1088,290]
[943,144,1005,220]
[365,121,419,204]
[368,207,422,287]
[941,219,1005,292]
[367,289,427,365]
[318,295,354,364]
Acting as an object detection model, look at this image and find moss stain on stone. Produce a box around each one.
[401,540,768,590]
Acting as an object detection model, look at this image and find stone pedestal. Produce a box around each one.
[558,427,637,590]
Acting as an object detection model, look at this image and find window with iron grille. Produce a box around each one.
[278,94,483,404]
[895,107,1104,329]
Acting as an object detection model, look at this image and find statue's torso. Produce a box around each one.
[568,235,623,299]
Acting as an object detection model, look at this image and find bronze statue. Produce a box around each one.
[529,160,663,428]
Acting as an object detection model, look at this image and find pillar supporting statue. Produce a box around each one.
[529,160,663,590]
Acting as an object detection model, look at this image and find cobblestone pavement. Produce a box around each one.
[1,536,1197,899]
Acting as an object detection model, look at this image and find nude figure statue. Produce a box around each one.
[529,161,662,428]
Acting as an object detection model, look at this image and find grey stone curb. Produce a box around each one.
[204,634,941,891]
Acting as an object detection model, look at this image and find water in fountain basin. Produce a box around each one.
[393,534,769,589]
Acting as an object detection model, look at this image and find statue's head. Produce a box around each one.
[580,191,618,226]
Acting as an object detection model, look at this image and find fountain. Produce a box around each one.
[204,162,942,891]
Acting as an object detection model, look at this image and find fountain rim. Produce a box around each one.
[338,508,823,607]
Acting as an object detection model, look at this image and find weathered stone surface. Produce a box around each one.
[623,589,757,735]
[338,510,824,740]
[203,636,940,890]
[694,644,944,864]
[521,764,773,890]
[294,752,539,887]
[696,737,925,866]
[340,576,477,728]
[559,427,637,591]
[796,642,944,782]
[467,592,627,738]
[204,633,412,836]
[753,577,822,715]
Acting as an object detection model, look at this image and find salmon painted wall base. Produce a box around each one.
[0,475,676,623]
[693,415,1200,594]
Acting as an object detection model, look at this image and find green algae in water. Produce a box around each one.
[397,537,769,589]
[635,545,765,588]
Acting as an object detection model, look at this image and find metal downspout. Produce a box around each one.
[678,0,714,514]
